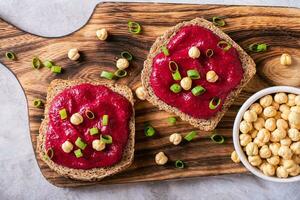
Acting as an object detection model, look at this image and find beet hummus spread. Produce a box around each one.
[45,83,132,169]
[150,25,244,119]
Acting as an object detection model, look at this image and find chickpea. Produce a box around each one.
[254,138,264,147]
[281,110,291,120]
[135,86,147,100]
[96,28,108,41]
[280,137,292,146]
[68,48,80,61]
[246,142,259,156]
[265,118,276,132]
[169,133,182,145]
[262,163,275,176]
[278,146,293,160]
[279,104,290,112]
[295,95,300,106]
[239,120,253,134]
[188,46,201,59]
[280,53,292,66]
[282,159,297,173]
[269,143,281,156]
[259,95,273,108]
[272,102,280,110]
[231,151,240,163]
[290,142,300,154]
[253,117,264,130]
[155,152,168,165]
[276,166,289,178]
[288,111,300,127]
[274,92,288,104]
[70,113,83,125]
[92,139,106,151]
[206,70,219,83]
[250,130,258,138]
[287,94,296,107]
[180,77,192,90]
[243,110,258,123]
[270,129,287,142]
[267,155,280,166]
[288,128,300,142]
[116,58,129,70]
[61,140,73,153]
[259,145,272,158]
[274,112,282,120]
[248,155,262,166]
[292,154,300,164]
[289,165,300,176]
[263,106,277,118]
[256,128,270,143]
[240,133,252,146]
[250,103,263,115]
[290,123,300,130]
[259,161,267,171]
[276,119,288,130]
[291,106,300,114]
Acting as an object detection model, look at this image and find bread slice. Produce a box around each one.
[142,18,256,131]
[37,79,135,181]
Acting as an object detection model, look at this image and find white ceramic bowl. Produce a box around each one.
[233,86,300,182]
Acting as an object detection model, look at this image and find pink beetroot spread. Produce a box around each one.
[45,83,132,169]
[150,25,244,119]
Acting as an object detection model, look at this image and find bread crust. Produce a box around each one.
[141,18,256,131]
[37,79,135,181]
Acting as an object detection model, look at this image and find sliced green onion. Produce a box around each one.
[100,71,115,80]
[175,160,185,169]
[170,83,182,93]
[43,60,53,68]
[167,117,177,125]
[209,97,221,110]
[33,99,43,108]
[172,70,182,81]
[32,57,42,69]
[184,131,197,141]
[74,149,83,158]
[169,61,179,73]
[191,85,206,96]
[128,21,142,34]
[51,65,62,74]
[102,115,109,126]
[144,124,155,137]
[248,43,268,52]
[187,69,200,79]
[59,108,67,120]
[5,51,16,60]
[114,69,127,78]
[101,135,113,144]
[121,51,133,61]
[217,41,232,51]
[210,134,225,144]
[75,137,87,150]
[161,46,169,56]
[45,148,54,160]
[206,49,214,57]
[89,127,99,135]
[85,109,95,119]
[212,16,226,27]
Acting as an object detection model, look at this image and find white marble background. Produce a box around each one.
[0,0,299,199]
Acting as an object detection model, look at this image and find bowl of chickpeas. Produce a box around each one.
[233,86,300,182]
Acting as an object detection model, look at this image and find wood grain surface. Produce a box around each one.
[0,2,300,187]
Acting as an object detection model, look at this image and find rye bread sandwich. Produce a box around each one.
[142,18,256,131]
[37,79,135,181]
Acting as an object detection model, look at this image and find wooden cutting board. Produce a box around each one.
[0,2,300,187]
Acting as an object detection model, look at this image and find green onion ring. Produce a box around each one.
[5,51,16,60]
[33,99,43,108]
[175,160,185,169]
[248,43,268,52]
[169,61,179,73]
[74,149,83,158]
[212,16,226,27]
[89,127,99,135]
[32,57,42,69]
[128,21,142,34]
[161,46,170,56]
[100,71,115,80]
[191,85,206,96]
[121,51,133,61]
[101,135,113,144]
[85,109,95,119]
[43,60,53,68]
[187,69,200,79]
[206,49,214,57]
[184,131,197,141]
[144,124,155,137]
[167,117,177,125]
[51,65,62,74]
[59,108,67,120]
[114,69,127,78]
[217,41,232,51]
[46,148,54,160]
[170,83,182,93]
[102,115,109,126]
[172,70,182,81]
[210,133,225,144]
[75,137,87,150]
[209,97,221,110]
